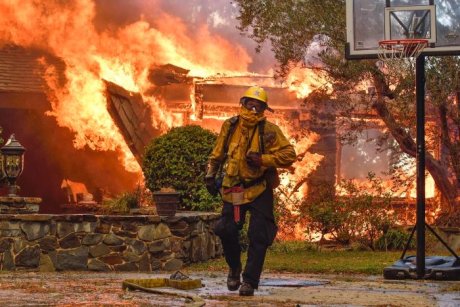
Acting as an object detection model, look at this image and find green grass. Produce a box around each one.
[186,242,405,275]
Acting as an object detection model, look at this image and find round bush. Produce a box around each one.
[142,125,220,211]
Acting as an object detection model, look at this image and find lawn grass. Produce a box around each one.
[185,241,405,275]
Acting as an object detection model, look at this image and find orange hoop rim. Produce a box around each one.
[378,39,429,50]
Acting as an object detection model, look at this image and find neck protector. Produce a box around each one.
[239,106,265,127]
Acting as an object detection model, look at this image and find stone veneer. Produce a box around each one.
[0,197,41,214]
[0,212,222,272]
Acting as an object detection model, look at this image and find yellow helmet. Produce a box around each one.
[241,86,273,112]
[243,86,268,103]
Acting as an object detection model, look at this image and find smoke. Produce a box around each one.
[0,0,294,174]
[93,0,275,73]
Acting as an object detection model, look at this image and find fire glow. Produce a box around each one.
[0,1,436,239]
[0,0,258,172]
[286,65,332,99]
[0,0,326,174]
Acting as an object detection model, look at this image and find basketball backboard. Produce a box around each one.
[346,0,460,59]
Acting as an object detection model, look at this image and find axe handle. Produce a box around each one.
[233,205,240,223]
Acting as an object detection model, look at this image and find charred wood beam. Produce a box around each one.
[148,64,191,86]
[104,80,160,164]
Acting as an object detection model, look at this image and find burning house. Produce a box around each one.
[113,63,337,197]
[0,44,432,221]
[0,1,442,231]
[0,45,140,212]
[0,41,339,216]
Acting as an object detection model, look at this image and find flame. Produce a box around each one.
[0,0,253,172]
[273,119,325,240]
[286,65,332,99]
[2,0,435,238]
[41,58,140,172]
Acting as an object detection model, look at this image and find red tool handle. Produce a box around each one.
[233,205,240,223]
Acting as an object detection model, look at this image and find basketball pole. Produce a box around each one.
[415,54,426,279]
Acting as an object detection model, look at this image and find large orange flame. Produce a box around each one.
[286,65,332,99]
[274,119,325,240]
[1,0,431,238]
[0,0,254,171]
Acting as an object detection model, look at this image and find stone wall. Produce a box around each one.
[0,212,222,271]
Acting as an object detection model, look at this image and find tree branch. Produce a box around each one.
[439,104,453,153]
[372,74,457,203]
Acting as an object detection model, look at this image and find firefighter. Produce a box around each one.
[205,86,296,296]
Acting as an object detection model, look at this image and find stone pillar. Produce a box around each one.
[0,196,41,214]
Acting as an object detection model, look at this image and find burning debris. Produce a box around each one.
[105,80,161,164]
[148,64,192,87]
[0,37,329,219]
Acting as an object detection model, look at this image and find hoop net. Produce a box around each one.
[378,39,428,66]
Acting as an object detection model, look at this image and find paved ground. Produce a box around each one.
[0,270,458,306]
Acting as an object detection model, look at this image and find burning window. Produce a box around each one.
[338,127,435,198]
[340,128,391,180]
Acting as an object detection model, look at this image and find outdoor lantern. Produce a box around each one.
[1,134,25,197]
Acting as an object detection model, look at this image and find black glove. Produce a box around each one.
[205,175,218,196]
[205,160,220,196]
[246,151,262,168]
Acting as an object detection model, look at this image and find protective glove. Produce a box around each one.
[205,175,218,196]
[205,160,220,196]
[246,151,262,168]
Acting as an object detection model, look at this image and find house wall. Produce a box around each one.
[0,107,139,213]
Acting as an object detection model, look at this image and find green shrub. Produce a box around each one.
[101,191,139,214]
[375,229,415,251]
[302,181,352,244]
[304,174,397,249]
[142,125,220,211]
[305,199,351,244]
[273,190,302,239]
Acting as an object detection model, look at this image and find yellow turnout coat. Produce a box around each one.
[209,117,296,204]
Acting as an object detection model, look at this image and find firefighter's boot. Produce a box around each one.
[227,265,242,291]
[239,282,255,296]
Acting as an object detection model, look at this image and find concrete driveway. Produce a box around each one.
[0,271,458,306]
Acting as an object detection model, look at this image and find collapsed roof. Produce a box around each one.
[105,80,161,163]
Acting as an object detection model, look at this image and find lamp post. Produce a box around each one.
[1,134,25,197]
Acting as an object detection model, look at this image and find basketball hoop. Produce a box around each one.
[378,39,428,64]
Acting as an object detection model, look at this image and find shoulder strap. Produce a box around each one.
[223,116,239,154]
[258,120,266,153]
